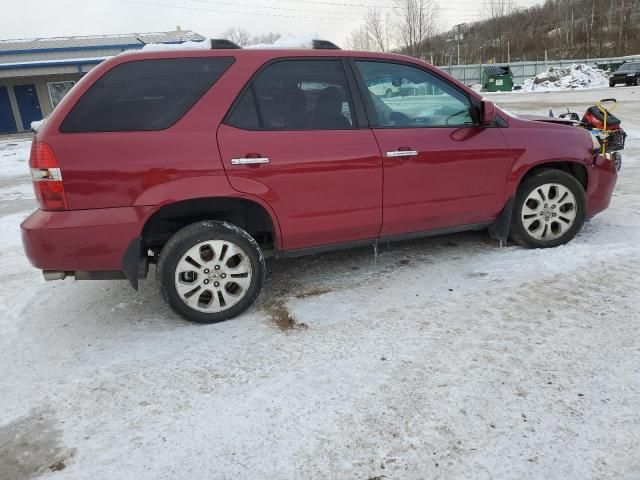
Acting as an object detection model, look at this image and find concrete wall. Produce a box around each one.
[0,73,83,132]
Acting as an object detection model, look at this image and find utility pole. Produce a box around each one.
[618,0,625,55]
[545,49,548,70]
[454,23,465,66]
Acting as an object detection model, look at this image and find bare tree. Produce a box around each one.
[393,0,439,59]
[221,27,251,47]
[346,25,373,51]
[247,32,282,46]
[365,8,392,52]
[483,0,514,62]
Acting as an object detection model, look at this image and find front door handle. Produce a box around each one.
[386,149,418,158]
[230,157,270,165]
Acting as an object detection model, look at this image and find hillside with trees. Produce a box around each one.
[345,0,640,64]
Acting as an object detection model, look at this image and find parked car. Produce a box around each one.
[368,79,401,98]
[21,40,618,323]
[609,62,640,87]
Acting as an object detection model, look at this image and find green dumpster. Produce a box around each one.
[482,66,514,92]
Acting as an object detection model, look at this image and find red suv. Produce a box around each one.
[21,40,618,323]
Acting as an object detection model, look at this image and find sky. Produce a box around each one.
[0,0,544,45]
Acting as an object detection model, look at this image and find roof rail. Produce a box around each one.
[312,39,340,50]
[210,39,241,49]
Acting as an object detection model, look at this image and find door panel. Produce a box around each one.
[373,127,510,235]
[14,84,42,131]
[0,86,17,134]
[354,60,510,236]
[218,125,382,250]
[219,58,383,251]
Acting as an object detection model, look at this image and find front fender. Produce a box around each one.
[503,120,593,196]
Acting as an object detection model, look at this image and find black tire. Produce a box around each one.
[609,80,616,87]
[510,169,586,249]
[157,221,265,323]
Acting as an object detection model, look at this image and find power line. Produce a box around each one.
[192,0,485,14]
[114,0,365,20]
[188,0,367,17]
[248,0,395,9]
[114,0,496,27]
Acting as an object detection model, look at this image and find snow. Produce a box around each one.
[522,64,610,92]
[128,34,322,54]
[0,138,32,177]
[246,33,319,49]
[0,87,639,479]
[138,39,210,52]
[30,119,45,133]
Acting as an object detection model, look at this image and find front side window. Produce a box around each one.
[61,57,234,133]
[355,61,475,128]
[226,59,355,130]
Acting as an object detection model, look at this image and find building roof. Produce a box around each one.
[0,30,206,78]
[0,30,206,55]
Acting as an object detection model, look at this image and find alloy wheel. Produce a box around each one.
[520,183,578,241]
[174,240,252,313]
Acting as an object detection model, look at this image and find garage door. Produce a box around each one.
[0,86,17,134]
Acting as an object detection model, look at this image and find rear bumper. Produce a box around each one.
[586,154,618,218]
[21,206,154,271]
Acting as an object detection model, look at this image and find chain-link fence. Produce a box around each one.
[436,56,639,86]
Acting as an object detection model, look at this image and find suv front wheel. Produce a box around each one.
[510,169,586,248]
[157,221,265,323]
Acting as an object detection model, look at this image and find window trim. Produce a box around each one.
[348,57,492,130]
[59,56,236,134]
[223,57,364,132]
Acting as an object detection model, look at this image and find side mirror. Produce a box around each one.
[481,100,496,125]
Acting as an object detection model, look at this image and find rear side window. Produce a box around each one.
[60,57,234,133]
[226,59,356,130]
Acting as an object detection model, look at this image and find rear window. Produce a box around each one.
[60,57,234,133]
[617,63,639,72]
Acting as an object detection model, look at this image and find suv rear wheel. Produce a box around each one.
[157,221,265,323]
[510,169,586,248]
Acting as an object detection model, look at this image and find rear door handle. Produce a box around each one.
[386,149,418,158]
[230,157,270,165]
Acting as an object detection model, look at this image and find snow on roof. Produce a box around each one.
[138,40,212,53]
[136,34,324,53]
[246,34,320,49]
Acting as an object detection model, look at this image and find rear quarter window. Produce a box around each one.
[60,57,234,133]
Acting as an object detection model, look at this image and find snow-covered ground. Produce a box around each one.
[1,87,639,480]
[522,64,610,92]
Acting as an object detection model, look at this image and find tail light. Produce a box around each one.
[29,141,68,211]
